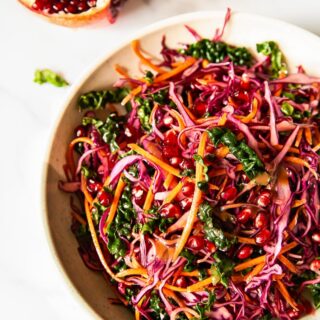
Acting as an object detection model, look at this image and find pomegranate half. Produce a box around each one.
[19,0,127,27]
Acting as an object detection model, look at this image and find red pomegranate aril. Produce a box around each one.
[169,157,182,168]
[175,276,187,288]
[257,190,271,207]
[163,145,179,158]
[97,190,112,207]
[87,179,102,194]
[33,0,96,14]
[205,240,217,253]
[163,115,174,126]
[310,259,320,271]
[311,231,320,243]
[132,185,146,206]
[237,245,253,259]
[53,3,64,12]
[182,182,195,197]
[75,125,86,137]
[160,203,182,219]
[237,208,252,224]
[287,309,300,319]
[180,198,192,211]
[221,186,237,201]
[187,236,205,251]
[163,130,178,145]
[194,102,207,117]
[78,2,89,12]
[255,229,271,245]
[179,159,194,170]
[255,212,268,229]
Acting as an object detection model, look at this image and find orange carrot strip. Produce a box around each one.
[154,57,196,83]
[103,175,126,233]
[180,270,201,277]
[80,173,94,205]
[143,175,155,211]
[274,144,300,154]
[164,284,189,292]
[284,156,318,178]
[116,267,147,278]
[312,143,320,153]
[163,289,193,319]
[84,200,128,284]
[234,98,258,123]
[234,255,266,272]
[114,64,130,78]
[218,112,227,126]
[276,279,298,310]
[131,40,166,74]
[295,128,303,147]
[215,146,230,158]
[135,296,146,320]
[121,86,142,106]
[244,263,265,282]
[164,181,183,204]
[209,164,243,177]
[173,132,207,260]
[164,174,174,190]
[186,276,219,292]
[196,116,218,124]
[278,255,298,274]
[187,91,193,108]
[71,211,87,226]
[304,127,312,145]
[224,232,256,245]
[281,241,298,254]
[128,144,181,177]
[216,175,228,199]
[182,104,197,122]
[292,199,306,208]
[168,109,186,130]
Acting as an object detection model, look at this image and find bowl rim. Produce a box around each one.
[41,10,320,319]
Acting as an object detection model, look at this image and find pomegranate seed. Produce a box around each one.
[175,277,187,288]
[237,208,252,224]
[221,186,237,201]
[132,185,146,207]
[33,0,95,14]
[75,125,86,137]
[205,240,217,253]
[87,179,102,194]
[237,245,253,259]
[66,4,78,13]
[182,182,195,197]
[180,198,192,211]
[240,173,250,183]
[255,212,268,229]
[78,2,89,11]
[163,115,174,126]
[255,229,271,245]
[118,282,126,295]
[231,90,249,105]
[288,309,300,319]
[194,101,207,117]
[97,190,112,207]
[310,259,320,271]
[257,190,271,207]
[311,231,320,243]
[53,3,64,11]
[187,236,205,250]
[163,130,178,145]
[169,156,182,168]
[160,203,182,219]
[179,159,194,170]
[163,145,179,158]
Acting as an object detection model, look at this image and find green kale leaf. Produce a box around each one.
[34,69,69,87]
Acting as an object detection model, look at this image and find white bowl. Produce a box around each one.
[43,11,320,320]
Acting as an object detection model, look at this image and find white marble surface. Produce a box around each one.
[1,0,320,319]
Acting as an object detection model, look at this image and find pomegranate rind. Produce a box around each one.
[18,0,112,27]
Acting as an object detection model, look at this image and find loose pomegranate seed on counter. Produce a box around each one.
[180,198,192,211]
[311,231,320,243]
[254,212,268,229]
[237,208,252,224]
[237,245,253,259]
[132,185,146,207]
[97,190,112,207]
[221,186,237,201]
[175,276,188,288]
[74,125,86,137]
[310,259,320,271]
[187,236,205,250]
[169,156,182,168]
[182,182,195,197]
[255,229,271,245]
[163,115,174,126]
[257,190,271,207]
[160,203,182,219]
[87,179,102,194]
[205,240,217,253]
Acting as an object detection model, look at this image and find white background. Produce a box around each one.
[1,0,320,319]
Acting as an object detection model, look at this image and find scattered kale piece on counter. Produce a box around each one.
[34,69,69,87]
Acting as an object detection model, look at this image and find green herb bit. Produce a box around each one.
[34,69,69,87]
[211,252,235,287]
[281,101,294,116]
[180,249,197,272]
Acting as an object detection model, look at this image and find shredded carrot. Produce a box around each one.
[163,289,193,319]
[215,146,230,158]
[103,175,126,233]
[294,128,303,147]
[154,57,196,83]
[292,199,306,208]
[143,175,155,211]
[114,64,130,78]
[281,241,298,254]
[278,255,298,274]
[128,144,181,177]
[164,284,189,293]
[234,255,266,272]
[304,127,313,145]
[288,211,299,230]
[121,86,142,106]
[164,181,183,204]
[182,104,197,122]
[196,116,218,124]
[71,211,87,226]
[312,143,320,153]
[234,98,258,123]
[236,236,257,245]
[218,112,227,126]
[180,270,200,277]
[168,109,186,131]
[244,263,265,282]
[187,91,193,108]
[135,296,146,320]
[84,200,127,284]
[186,276,218,292]
[216,175,228,199]
[67,137,94,178]
[284,156,318,178]
[173,132,207,260]
[164,174,175,190]
[276,279,298,310]
[209,164,243,177]
[131,40,166,74]
[80,173,94,205]
[274,144,300,154]
[116,267,147,278]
